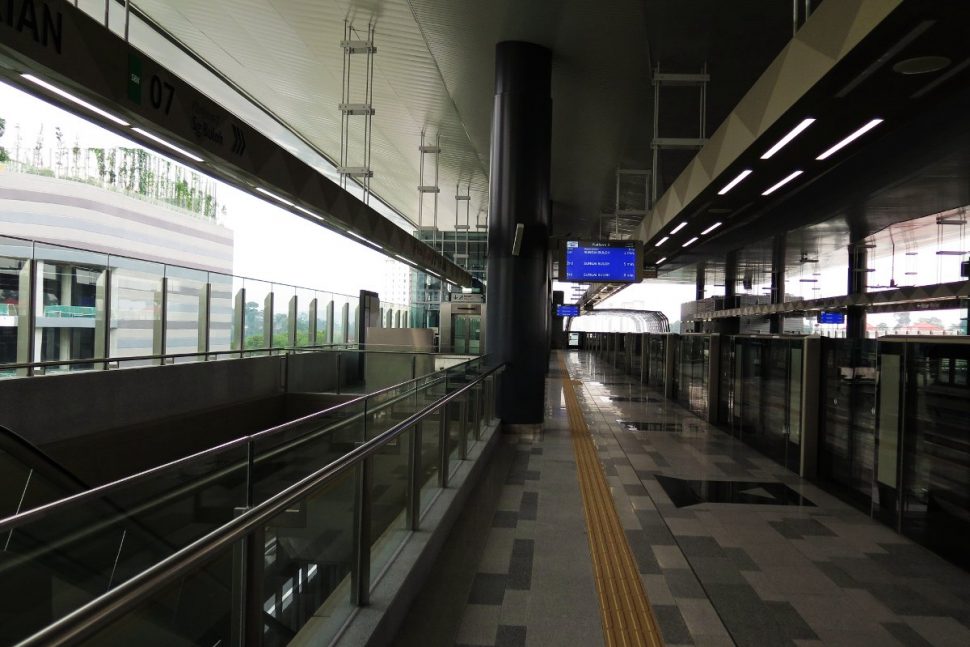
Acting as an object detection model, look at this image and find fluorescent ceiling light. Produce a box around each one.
[701,222,722,235]
[670,222,687,235]
[131,127,204,162]
[255,187,294,206]
[347,230,383,250]
[425,269,440,277]
[682,237,699,247]
[394,254,416,266]
[656,257,667,264]
[762,170,804,196]
[760,119,815,159]
[294,205,323,220]
[22,73,130,127]
[655,236,670,247]
[816,119,883,160]
[717,169,753,195]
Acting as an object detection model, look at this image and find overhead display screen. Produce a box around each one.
[817,311,846,324]
[563,240,642,283]
[557,304,580,317]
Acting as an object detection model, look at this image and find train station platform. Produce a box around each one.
[399,350,970,647]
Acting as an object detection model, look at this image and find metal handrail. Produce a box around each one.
[0,355,482,532]
[16,361,505,647]
[0,343,475,373]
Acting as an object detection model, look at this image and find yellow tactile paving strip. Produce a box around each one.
[558,352,664,647]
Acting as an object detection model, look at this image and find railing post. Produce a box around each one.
[458,395,468,460]
[153,276,168,365]
[407,424,421,530]
[233,287,246,357]
[16,259,37,377]
[438,401,449,488]
[198,282,211,360]
[351,456,372,606]
[95,267,111,370]
[241,440,262,647]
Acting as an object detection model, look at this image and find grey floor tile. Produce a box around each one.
[507,539,534,590]
[665,568,708,599]
[492,511,518,528]
[882,622,935,647]
[625,528,663,574]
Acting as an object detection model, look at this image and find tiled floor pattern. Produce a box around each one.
[568,350,970,647]
[454,370,604,647]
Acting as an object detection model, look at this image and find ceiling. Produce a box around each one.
[126,0,795,241]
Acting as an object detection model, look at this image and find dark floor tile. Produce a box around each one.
[651,604,694,645]
[664,568,707,599]
[519,491,538,521]
[677,535,724,559]
[639,522,677,547]
[721,546,760,572]
[769,518,837,540]
[705,582,791,647]
[689,555,747,586]
[468,573,507,605]
[492,511,518,528]
[625,529,662,575]
[507,539,534,590]
[864,583,944,616]
[766,601,818,642]
[495,624,527,647]
[815,561,860,588]
[882,622,935,647]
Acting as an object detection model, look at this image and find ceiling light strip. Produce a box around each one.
[656,257,667,264]
[760,119,815,159]
[762,170,804,196]
[22,74,131,127]
[655,236,670,247]
[701,222,722,236]
[682,237,699,247]
[816,120,883,160]
[670,222,687,235]
[132,127,204,162]
[717,169,753,195]
[255,187,294,206]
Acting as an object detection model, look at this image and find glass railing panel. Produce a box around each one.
[296,288,313,347]
[243,278,272,353]
[0,442,248,645]
[272,284,295,349]
[208,271,234,355]
[362,351,421,392]
[250,401,366,506]
[368,424,411,587]
[261,468,357,646]
[33,243,108,373]
[109,255,164,367]
[76,542,239,647]
[165,265,206,363]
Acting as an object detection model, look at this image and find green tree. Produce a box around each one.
[0,117,8,162]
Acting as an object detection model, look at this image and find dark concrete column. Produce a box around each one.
[551,290,565,350]
[694,262,706,332]
[485,41,552,425]
[847,242,868,338]
[720,250,740,334]
[770,234,786,334]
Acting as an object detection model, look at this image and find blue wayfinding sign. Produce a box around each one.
[564,241,639,282]
[557,304,580,317]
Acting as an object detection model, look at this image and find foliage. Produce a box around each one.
[0,116,7,162]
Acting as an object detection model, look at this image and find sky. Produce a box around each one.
[0,79,409,302]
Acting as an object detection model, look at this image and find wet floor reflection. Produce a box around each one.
[656,475,815,508]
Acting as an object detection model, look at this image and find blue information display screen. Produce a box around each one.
[557,304,580,317]
[817,311,845,324]
[564,241,640,282]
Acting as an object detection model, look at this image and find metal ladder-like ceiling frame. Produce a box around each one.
[339,21,376,204]
[651,62,709,205]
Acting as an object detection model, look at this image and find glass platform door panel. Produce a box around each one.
[468,316,481,355]
[453,315,469,355]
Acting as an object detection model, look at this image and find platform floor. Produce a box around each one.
[410,351,970,647]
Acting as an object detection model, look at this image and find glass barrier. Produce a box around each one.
[0,235,426,377]
[0,358,501,646]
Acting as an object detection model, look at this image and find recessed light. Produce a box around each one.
[655,236,670,247]
[701,222,722,235]
[762,171,804,195]
[718,169,753,195]
[816,119,883,160]
[761,119,815,159]
[670,222,687,235]
[255,187,293,206]
[657,257,667,264]
[682,237,699,247]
